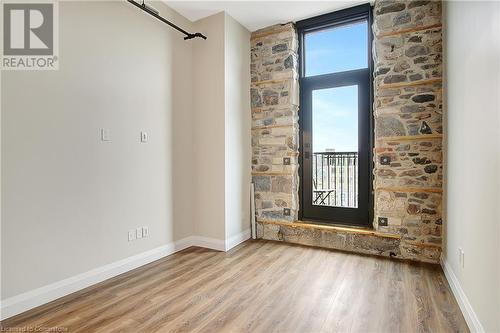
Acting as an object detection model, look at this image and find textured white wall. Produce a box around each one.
[443,1,500,331]
[1,1,195,299]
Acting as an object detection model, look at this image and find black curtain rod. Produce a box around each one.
[127,0,207,40]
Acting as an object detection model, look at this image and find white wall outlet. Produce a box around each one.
[128,230,136,241]
[101,128,111,142]
[142,226,149,238]
[140,131,148,143]
[136,227,143,239]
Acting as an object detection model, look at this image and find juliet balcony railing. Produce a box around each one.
[312,152,358,208]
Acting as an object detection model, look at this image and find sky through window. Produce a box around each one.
[305,21,367,153]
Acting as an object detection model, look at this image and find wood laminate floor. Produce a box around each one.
[1,240,469,333]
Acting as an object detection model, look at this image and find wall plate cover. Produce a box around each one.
[141,131,148,143]
[378,217,388,226]
[101,128,111,142]
[380,156,391,165]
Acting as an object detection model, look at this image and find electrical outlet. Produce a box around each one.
[136,227,143,239]
[142,226,149,238]
[128,230,136,241]
[380,156,391,165]
[378,217,388,226]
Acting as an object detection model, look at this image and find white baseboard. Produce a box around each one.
[0,237,195,321]
[0,234,237,321]
[191,235,226,251]
[0,232,253,321]
[226,229,251,251]
[185,229,251,252]
[440,258,485,333]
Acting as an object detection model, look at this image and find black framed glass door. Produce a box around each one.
[297,4,373,227]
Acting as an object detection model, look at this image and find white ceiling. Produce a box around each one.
[164,1,369,32]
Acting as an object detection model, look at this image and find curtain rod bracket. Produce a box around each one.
[127,0,207,40]
[184,33,207,40]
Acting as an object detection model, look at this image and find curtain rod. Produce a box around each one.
[127,0,207,40]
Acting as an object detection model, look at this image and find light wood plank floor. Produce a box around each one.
[1,240,469,333]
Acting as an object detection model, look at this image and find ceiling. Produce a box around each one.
[164,1,369,32]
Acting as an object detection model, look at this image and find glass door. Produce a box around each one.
[301,72,370,226]
[297,5,372,227]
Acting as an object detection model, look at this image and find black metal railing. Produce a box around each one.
[312,152,358,208]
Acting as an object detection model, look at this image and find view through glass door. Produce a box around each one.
[297,5,373,227]
[312,85,359,208]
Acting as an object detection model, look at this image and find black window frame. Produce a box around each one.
[297,3,374,228]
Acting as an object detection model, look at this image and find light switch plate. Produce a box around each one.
[101,128,110,142]
[142,226,149,238]
[136,227,143,239]
[141,131,148,143]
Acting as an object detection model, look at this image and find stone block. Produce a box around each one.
[375,28,442,87]
[374,138,442,188]
[373,1,441,36]
[271,176,292,193]
[253,176,270,191]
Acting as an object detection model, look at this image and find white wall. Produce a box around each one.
[191,12,251,246]
[1,2,251,318]
[224,14,251,243]
[192,12,227,242]
[1,1,194,299]
[443,1,500,331]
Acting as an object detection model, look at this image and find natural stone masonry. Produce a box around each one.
[375,28,442,86]
[374,137,443,189]
[373,0,443,263]
[252,1,443,263]
[373,0,441,36]
[257,221,401,258]
[375,82,442,137]
[251,23,300,222]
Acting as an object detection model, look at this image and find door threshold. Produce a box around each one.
[299,219,373,230]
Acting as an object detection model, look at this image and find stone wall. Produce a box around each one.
[252,1,443,263]
[373,0,443,262]
[258,220,401,258]
[251,24,300,222]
